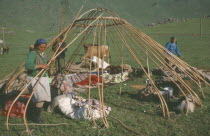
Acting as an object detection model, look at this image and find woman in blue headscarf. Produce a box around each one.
[25,39,51,123]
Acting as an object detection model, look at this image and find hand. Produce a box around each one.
[36,64,49,70]
[41,64,49,70]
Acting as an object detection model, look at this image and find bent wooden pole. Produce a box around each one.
[6,13,103,131]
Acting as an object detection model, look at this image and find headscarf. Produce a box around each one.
[170,36,176,40]
[34,39,47,48]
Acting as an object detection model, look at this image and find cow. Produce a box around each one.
[84,43,99,53]
[81,45,110,61]
[2,46,9,55]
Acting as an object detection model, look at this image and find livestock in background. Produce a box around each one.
[2,46,9,55]
[81,45,110,60]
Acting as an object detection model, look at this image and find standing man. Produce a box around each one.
[52,35,67,73]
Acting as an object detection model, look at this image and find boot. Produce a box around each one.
[43,102,51,111]
[26,102,35,121]
[32,107,44,123]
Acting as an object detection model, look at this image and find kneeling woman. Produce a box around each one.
[25,39,51,123]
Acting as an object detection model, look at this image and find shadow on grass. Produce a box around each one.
[119,91,182,115]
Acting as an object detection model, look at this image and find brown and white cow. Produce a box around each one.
[84,44,99,53]
[81,44,110,61]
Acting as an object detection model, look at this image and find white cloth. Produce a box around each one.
[27,76,51,102]
[56,95,111,120]
[102,72,129,83]
[90,56,110,69]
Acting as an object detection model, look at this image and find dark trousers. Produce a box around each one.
[56,58,65,73]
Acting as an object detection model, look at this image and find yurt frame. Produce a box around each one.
[2,7,209,134]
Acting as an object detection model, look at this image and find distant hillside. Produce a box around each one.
[0,0,210,32]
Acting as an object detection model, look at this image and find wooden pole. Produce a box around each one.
[146,50,150,76]
[6,13,103,131]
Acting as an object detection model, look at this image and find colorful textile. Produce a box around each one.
[52,74,89,94]
[74,75,103,86]
[65,73,89,84]
[1,95,30,118]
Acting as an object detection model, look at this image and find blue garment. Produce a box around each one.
[165,42,181,56]
[34,39,47,48]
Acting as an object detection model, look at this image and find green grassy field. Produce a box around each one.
[0,18,210,136]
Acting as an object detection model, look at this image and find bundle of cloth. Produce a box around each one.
[48,93,111,120]
[52,73,103,94]
[0,72,29,95]
[102,72,129,83]
[74,74,103,88]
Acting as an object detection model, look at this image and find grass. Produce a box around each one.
[0,18,210,136]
